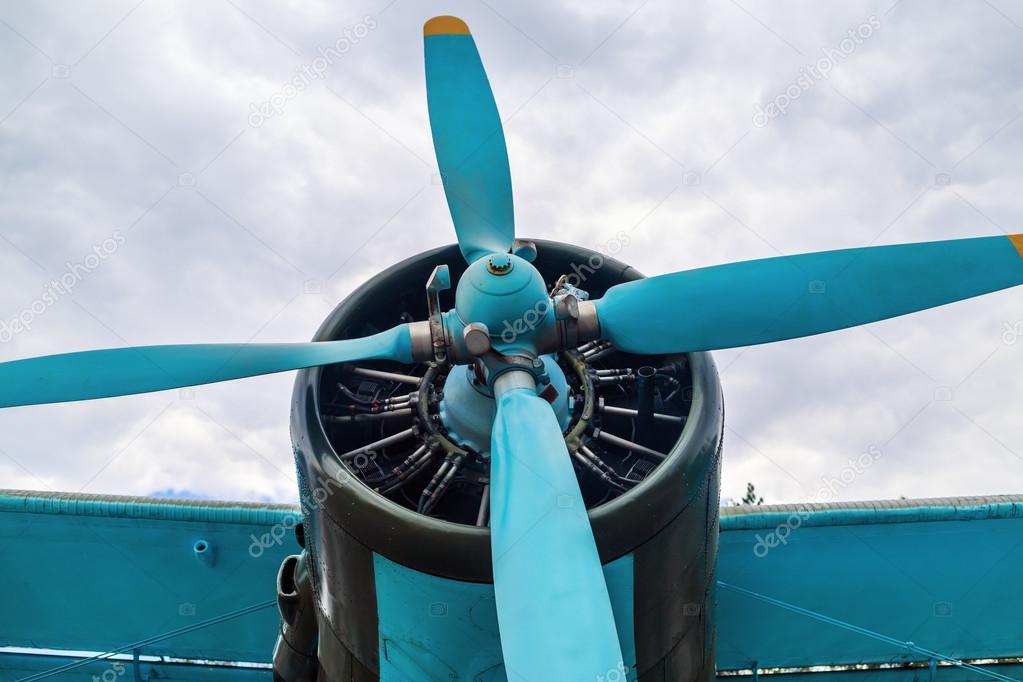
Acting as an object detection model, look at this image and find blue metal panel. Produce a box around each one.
[716,497,1023,671]
[715,665,1023,681]
[374,552,638,681]
[604,553,638,678]
[6,489,1023,679]
[0,490,299,663]
[0,652,272,681]
[374,553,504,681]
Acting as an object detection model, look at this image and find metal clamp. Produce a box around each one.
[471,349,558,404]
[550,277,601,350]
[426,265,451,363]
[552,293,580,348]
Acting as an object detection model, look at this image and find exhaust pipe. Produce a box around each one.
[273,552,319,682]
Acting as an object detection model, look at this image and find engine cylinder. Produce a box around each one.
[289,240,724,681]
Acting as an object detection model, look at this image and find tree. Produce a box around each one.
[739,482,763,506]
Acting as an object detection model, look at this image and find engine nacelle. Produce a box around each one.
[284,240,724,681]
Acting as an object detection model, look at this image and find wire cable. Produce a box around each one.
[718,581,1020,682]
[15,599,276,682]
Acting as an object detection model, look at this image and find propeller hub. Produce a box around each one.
[454,252,551,353]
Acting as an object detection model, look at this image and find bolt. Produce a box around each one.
[463,322,491,356]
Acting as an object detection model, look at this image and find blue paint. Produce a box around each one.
[425,33,514,263]
[8,489,1023,678]
[0,325,412,407]
[0,653,272,681]
[374,554,504,680]
[596,235,1023,354]
[604,553,638,680]
[716,498,1023,670]
[489,386,624,681]
[719,498,1023,531]
[717,582,1018,682]
[438,356,571,454]
[374,552,637,682]
[0,490,296,662]
[453,253,551,355]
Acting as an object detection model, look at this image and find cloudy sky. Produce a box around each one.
[1,0,1022,506]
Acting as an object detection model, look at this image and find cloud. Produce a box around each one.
[1,1,1023,506]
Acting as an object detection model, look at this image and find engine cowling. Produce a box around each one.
[284,240,724,681]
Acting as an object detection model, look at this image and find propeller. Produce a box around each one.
[490,372,624,681]
[0,17,629,675]
[0,325,413,408]
[424,16,514,263]
[594,234,1023,354]
[2,12,1023,680]
[424,16,627,675]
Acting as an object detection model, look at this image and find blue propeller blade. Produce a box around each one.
[424,16,514,263]
[490,375,624,681]
[0,325,413,408]
[595,234,1023,354]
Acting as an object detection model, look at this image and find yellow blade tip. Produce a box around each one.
[1009,234,1023,258]
[424,16,470,36]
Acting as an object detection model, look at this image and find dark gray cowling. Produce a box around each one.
[282,241,724,681]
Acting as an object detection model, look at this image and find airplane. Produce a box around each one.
[3,14,1023,682]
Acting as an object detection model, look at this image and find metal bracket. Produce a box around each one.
[470,350,557,402]
[425,265,451,364]
[550,276,600,349]
[552,293,580,348]
[550,273,589,302]
[133,648,147,681]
